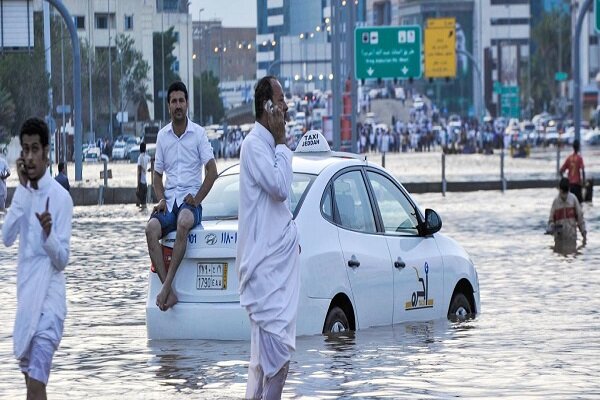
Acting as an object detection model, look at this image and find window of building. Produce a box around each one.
[124,15,133,30]
[95,13,115,30]
[74,15,85,30]
[158,0,178,12]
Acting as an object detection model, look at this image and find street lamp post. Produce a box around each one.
[107,0,113,140]
[161,0,166,123]
[198,7,204,125]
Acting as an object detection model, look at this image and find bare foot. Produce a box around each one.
[165,291,178,309]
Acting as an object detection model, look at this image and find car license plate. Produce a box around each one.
[197,263,227,290]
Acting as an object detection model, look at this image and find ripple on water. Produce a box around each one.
[0,191,599,399]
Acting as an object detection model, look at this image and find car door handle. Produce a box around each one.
[348,255,360,268]
[394,257,406,269]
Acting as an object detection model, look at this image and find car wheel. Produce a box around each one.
[323,306,349,333]
[447,292,472,321]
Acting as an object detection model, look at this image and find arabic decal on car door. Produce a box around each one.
[365,170,444,323]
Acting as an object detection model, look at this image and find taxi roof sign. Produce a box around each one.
[294,130,331,153]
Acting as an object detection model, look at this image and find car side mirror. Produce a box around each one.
[423,208,442,235]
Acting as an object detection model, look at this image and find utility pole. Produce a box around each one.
[198,8,204,125]
[43,2,53,170]
[88,0,94,144]
[108,0,113,140]
[161,0,166,123]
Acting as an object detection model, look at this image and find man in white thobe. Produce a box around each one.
[2,117,73,399]
[237,76,300,400]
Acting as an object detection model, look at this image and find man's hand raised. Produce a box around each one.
[267,104,286,145]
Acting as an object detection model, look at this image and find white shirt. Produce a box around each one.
[137,152,151,185]
[237,122,300,349]
[2,170,73,358]
[154,118,214,211]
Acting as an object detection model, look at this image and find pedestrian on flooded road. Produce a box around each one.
[560,139,585,203]
[136,142,151,209]
[54,161,70,193]
[237,76,301,400]
[2,117,73,399]
[145,81,218,312]
[0,153,10,212]
[547,177,587,254]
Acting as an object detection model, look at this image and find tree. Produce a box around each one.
[194,71,224,125]
[153,26,181,122]
[528,10,571,116]
[115,34,152,123]
[0,87,16,142]
[0,12,49,136]
[0,13,152,143]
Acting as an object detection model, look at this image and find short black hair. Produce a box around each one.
[167,81,188,102]
[20,117,49,147]
[559,177,570,193]
[58,161,65,173]
[573,139,580,153]
[140,142,146,153]
[254,75,277,120]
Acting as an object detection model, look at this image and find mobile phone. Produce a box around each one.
[264,99,274,114]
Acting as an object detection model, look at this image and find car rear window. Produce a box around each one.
[202,173,315,220]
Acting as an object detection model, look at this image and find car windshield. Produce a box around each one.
[202,172,315,220]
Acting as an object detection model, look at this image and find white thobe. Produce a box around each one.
[2,170,73,359]
[237,122,300,378]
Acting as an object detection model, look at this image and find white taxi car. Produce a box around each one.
[146,131,480,340]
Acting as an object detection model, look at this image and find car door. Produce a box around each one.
[332,169,393,329]
[365,169,444,323]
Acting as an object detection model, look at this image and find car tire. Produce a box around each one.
[323,306,349,333]
[447,292,472,321]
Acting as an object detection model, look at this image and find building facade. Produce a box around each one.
[193,21,256,83]
[256,0,334,94]
[34,0,193,136]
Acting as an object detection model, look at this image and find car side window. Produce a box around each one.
[321,184,333,221]
[367,171,419,236]
[333,170,377,233]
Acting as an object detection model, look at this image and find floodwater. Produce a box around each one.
[0,188,599,399]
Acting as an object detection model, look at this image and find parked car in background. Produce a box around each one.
[584,128,600,145]
[84,146,101,162]
[128,143,156,163]
[111,141,127,160]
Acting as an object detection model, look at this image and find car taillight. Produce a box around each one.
[150,245,173,273]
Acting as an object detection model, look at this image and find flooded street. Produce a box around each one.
[1,188,599,399]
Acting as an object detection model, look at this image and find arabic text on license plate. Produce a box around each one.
[197,263,228,290]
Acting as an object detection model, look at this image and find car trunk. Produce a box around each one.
[159,220,240,303]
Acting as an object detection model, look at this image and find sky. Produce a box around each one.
[190,0,257,28]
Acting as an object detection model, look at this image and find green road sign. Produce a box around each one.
[555,72,568,81]
[355,26,422,80]
[493,81,502,94]
[500,85,520,118]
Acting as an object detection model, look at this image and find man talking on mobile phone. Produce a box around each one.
[2,117,73,399]
[237,76,300,399]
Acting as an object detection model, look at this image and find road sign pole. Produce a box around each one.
[574,0,594,146]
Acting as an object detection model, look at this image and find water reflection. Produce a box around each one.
[0,189,598,399]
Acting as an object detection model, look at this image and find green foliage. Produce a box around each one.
[115,34,152,118]
[0,12,49,136]
[194,71,224,125]
[528,10,571,115]
[153,26,181,122]
[0,13,152,139]
[0,87,16,141]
